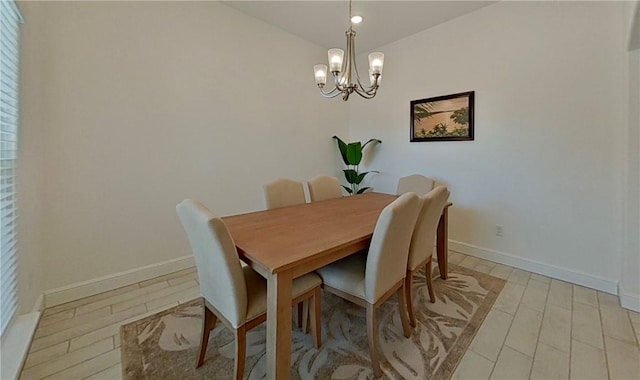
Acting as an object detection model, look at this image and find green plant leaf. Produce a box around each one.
[333,136,381,193]
[356,171,380,184]
[332,136,349,166]
[346,142,363,165]
[355,172,369,184]
[343,169,358,184]
[361,139,382,150]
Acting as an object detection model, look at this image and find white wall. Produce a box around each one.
[349,1,629,289]
[622,49,639,309]
[19,1,348,292]
[621,0,640,310]
[629,1,640,50]
[17,1,46,313]
[18,0,636,305]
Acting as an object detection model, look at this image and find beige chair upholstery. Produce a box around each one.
[405,186,450,327]
[308,175,343,202]
[396,174,435,195]
[176,199,322,379]
[263,178,310,327]
[264,178,313,328]
[317,192,421,376]
[263,178,306,209]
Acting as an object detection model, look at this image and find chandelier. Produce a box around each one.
[313,0,384,101]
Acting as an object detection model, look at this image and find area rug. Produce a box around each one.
[120,264,505,379]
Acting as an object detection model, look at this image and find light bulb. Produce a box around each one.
[368,52,384,75]
[313,64,327,86]
[328,49,344,73]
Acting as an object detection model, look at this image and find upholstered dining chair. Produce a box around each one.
[263,178,309,328]
[263,178,306,209]
[176,199,322,380]
[307,175,343,202]
[405,186,450,327]
[316,192,421,377]
[396,174,435,195]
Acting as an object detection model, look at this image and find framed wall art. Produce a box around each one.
[410,91,474,142]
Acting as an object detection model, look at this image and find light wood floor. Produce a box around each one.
[20,252,640,379]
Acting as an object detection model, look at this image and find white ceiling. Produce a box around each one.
[222,1,496,52]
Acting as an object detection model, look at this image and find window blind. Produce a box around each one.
[0,0,22,338]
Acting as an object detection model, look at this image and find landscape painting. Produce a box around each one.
[410,91,474,142]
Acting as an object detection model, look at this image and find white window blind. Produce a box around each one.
[0,0,22,337]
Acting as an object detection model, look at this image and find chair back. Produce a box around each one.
[364,192,421,303]
[263,178,306,209]
[407,186,450,271]
[396,174,435,195]
[308,175,343,202]
[176,199,248,328]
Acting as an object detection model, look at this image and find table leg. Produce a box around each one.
[436,206,449,279]
[266,270,293,379]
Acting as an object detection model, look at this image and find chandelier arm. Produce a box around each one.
[323,79,342,93]
[348,27,378,98]
[353,91,376,100]
[319,86,343,98]
[353,86,378,99]
[348,27,361,89]
[323,91,345,99]
[355,76,376,94]
[359,83,379,96]
[331,78,348,92]
[352,79,376,95]
[361,74,382,95]
[349,25,378,95]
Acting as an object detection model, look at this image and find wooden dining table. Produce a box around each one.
[223,192,451,379]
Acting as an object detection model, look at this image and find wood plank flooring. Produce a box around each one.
[19,253,640,379]
[20,268,199,380]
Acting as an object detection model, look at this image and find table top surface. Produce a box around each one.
[223,192,397,275]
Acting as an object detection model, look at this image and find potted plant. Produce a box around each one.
[332,136,382,195]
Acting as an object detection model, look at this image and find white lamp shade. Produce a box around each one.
[328,48,344,73]
[368,52,384,75]
[314,65,328,85]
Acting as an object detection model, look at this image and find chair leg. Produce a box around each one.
[366,303,382,377]
[297,303,304,328]
[302,300,310,333]
[196,305,217,368]
[397,284,412,338]
[426,260,435,303]
[234,325,247,380]
[405,271,416,328]
[308,287,322,348]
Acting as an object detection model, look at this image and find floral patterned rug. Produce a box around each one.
[120,264,504,379]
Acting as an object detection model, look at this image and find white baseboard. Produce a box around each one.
[43,255,195,308]
[449,240,619,294]
[37,242,633,311]
[1,312,40,380]
[618,284,640,312]
[31,293,44,314]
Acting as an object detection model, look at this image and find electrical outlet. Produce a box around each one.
[496,224,503,237]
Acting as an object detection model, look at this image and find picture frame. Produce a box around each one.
[410,91,474,142]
